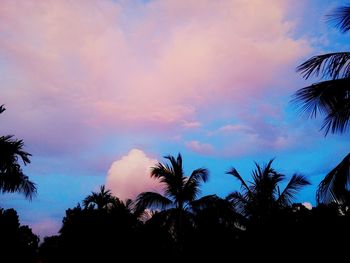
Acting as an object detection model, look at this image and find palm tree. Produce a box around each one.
[136,154,209,211]
[83,185,115,210]
[0,105,36,199]
[226,159,310,221]
[109,197,140,217]
[293,5,350,135]
[317,153,350,205]
[136,153,210,242]
[110,197,134,211]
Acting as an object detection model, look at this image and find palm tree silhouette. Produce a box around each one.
[83,185,143,222]
[226,159,310,220]
[136,153,210,242]
[293,5,350,135]
[136,154,209,211]
[59,194,142,262]
[83,185,115,210]
[110,197,133,211]
[317,153,350,205]
[0,105,36,199]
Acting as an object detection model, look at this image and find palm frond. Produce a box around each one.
[135,192,172,211]
[13,139,31,165]
[293,78,350,135]
[166,154,185,195]
[82,194,96,208]
[189,194,218,211]
[226,167,250,193]
[17,175,37,200]
[193,195,242,227]
[151,163,173,181]
[109,196,123,208]
[227,160,310,219]
[264,159,275,174]
[226,191,249,216]
[317,153,350,204]
[250,160,282,194]
[0,105,5,114]
[327,5,350,33]
[321,102,350,135]
[164,153,183,177]
[277,174,310,207]
[176,154,182,170]
[262,159,282,183]
[0,167,36,200]
[147,153,210,213]
[124,198,134,210]
[0,135,32,166]
[82,185,113,209]
[0,105,35,199]
[183,168,209,201]
[297,52,350,80]
[188,167,209,183]
[151,158,184,200]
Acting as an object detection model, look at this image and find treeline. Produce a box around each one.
[34,155,348,262]
[1,154,350,262]
[1,102,350,261]
[0,208,38,262]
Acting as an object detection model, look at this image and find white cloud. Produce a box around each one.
[302,202,312,210]
[106,149,160,200]
[181,120,202,129]
[29,218,61,239]
[185,140,214,155]
[219,124,252,133]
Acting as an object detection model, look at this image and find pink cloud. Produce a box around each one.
[0,0,310,156]
[186,140,214,155]
[197,98,318,157]
[106,149,160,200]
[28,218,61,239]
[302,202,312,210]
[181,120,202,129]
[210,124,253,136]
[206,118,315,158]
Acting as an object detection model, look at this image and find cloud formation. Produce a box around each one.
[106,149,159,200]
[185,140,214,155]
[28,218,61,239]
[302,202,312,210]
[0,0,310,156]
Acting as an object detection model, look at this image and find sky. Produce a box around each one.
[0,0,350,239]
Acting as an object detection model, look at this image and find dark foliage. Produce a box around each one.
[39,201,143,262]
[226,159,310,221]
[0,208,39,262]
[135,153,212,248]
[317,153,350,204]
[0,105,36,198]
[32,155,350,262]
[293,5,350,135]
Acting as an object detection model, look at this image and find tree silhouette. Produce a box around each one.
[83,185,115,210]
[0,105,36,199]
[136,154,209,210]
[0,208,39,262]
[226,159,310,221]
[189,195,244,258]
[39,236,61,263]
[293,5,350,135]
[317,153,350,205]
[58,195,142,262]
[136,153,211,244]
